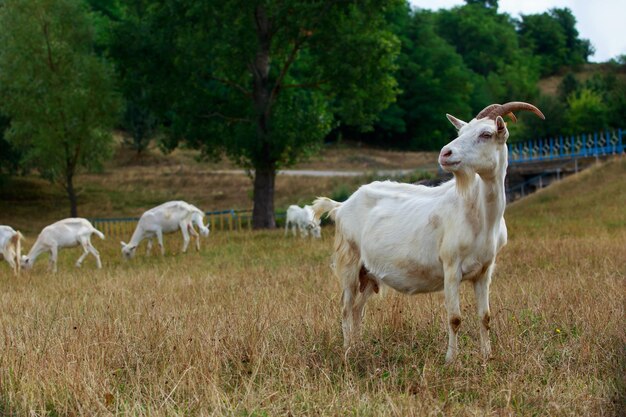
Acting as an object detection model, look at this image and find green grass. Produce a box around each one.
[0,158,624,415]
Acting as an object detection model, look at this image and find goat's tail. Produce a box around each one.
[11,231,23,276]
[92,227,105,240]
[312,197,342,222]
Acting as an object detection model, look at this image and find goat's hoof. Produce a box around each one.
[445,352,457,365]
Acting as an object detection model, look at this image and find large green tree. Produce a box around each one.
[364,7,475,150]
[0,0,120,216]
[114,0,400,228]
[433,2,540,109]
[518,8,593,76]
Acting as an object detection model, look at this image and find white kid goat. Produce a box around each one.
[313,102,544,363]
[285,205,321,238]
[21,218,105,273]
[0,225,24,276]
[121,201,209,259]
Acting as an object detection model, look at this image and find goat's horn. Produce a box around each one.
[476,102,545,121]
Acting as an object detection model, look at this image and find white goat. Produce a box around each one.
[285,205,321,238]
[0,225,24,276]
[121,201,209,258]
[313,102,544,363]
[21,218,105,273]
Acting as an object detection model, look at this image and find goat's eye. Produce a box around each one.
[480,132,493,139]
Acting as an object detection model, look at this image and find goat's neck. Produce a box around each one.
[26,240,48,265]
[455,154,507,227]
[128,224,147,247]
[482,151,507,225]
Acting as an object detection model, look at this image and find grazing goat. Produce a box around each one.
[0,226,24,276]
[285,205,321,238]
[21,218,105,273]
[121,201,209,258]
[313,102,544,363]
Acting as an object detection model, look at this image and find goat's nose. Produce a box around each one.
[441,149,452,158]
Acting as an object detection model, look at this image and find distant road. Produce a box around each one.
[212,166,440,177]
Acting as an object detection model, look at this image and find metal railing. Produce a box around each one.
[508,129,624,163]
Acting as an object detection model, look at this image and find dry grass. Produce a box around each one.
[0,159,624,416]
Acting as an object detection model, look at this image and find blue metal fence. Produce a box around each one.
[508,128,624,163]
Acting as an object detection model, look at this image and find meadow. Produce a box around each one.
[0,158,624,416]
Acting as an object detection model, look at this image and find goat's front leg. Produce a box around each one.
[156,230,165,256]
[443,263,462,363]
[49,246,59,273]
[188,224,200,251]
[474,264,493,360]
[146,238,153,256]
[179,222,191,253]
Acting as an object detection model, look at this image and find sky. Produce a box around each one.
[408,0,626,62]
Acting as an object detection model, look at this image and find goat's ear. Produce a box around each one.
[446,114,467,130]
[120,241,127,247]
[495,116,509,141]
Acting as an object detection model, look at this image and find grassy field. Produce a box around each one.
[0,158,624,416]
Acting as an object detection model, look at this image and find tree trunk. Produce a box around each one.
[252,168,276,229]
[250,5,276,229]
[66,171,78,217]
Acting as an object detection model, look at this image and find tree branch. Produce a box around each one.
[267,37,307,109]
[266,1,336,111]
[209,76,252,98]
[281,80,328,89]
[201,112,252,124]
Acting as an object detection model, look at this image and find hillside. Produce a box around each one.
[506,157,626,237]
[537,63,626,96]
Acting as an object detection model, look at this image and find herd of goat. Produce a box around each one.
[0,102,544,362]
[0,200,322,275]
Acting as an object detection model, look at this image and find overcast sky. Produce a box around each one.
[408,0,625,62]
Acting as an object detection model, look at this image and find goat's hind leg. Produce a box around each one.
[352,266,379,338]
[334,258,361,349]
[76,246,90,267]
[86,239,102,269]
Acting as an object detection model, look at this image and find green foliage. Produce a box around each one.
[0,114,22,178]
[507,94,567,143]
[0,0,121,215]
[435,3,522,78]
[558,72,579,100]
[518,8,593,76]
[564,89,609,134]
[113,0,401,169]
[373,8,475,150]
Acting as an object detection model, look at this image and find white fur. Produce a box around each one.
[0,225,23,276]
[121,201,209,258]
[285,205,321,239]
[21,218,104,273]
[313,112,516,363]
